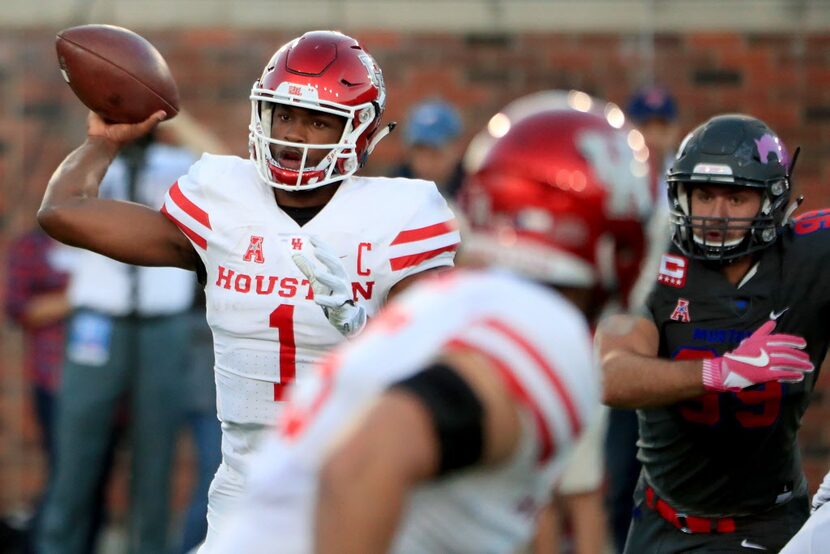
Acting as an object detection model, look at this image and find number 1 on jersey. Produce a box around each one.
[270,304,296,401]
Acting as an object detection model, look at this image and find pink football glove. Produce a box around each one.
[702,321,814,392]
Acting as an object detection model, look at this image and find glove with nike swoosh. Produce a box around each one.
[702,320,814,392]
[292,236,367,338]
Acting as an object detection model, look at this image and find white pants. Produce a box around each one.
[779,502,830,554]
[203,433,315,554]
[197,421,269,553]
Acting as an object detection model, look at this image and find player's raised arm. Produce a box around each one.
[38,111,199,270]
[597,314,814,408]
[314,350,520,554]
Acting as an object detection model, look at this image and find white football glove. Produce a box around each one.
[292,236,367,337]
[812,470,830,513]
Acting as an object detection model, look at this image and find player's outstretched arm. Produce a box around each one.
[314,350,519,554]
[597,315,814,408]
[37,111,199,270]
[597,314,704,408]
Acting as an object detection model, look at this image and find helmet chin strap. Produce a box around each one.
[366,122,396,156]
[783,195,804,223]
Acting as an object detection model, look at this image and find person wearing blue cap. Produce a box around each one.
[392,99,466,200]
[627,86,681,200]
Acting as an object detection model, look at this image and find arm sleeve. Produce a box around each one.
[160,155,214,253]
[389,362,484,476]
[387,184,460,281]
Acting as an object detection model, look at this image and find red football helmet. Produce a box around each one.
[460,91,651,306]
[249,31,391,190]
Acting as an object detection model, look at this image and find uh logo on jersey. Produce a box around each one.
[224,235,375,300]
[242,235,306,263]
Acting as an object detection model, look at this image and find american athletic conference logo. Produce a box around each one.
[670,298,691,323]
[658,254,688,288]
[243,236,265,263]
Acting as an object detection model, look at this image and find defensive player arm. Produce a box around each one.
[37,111,198,270]
[596,314,706,408]
[314,350,519,554]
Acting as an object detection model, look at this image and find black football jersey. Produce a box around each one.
[642,211,830,516]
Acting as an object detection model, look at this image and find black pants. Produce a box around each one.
[624,477,809,553]
[605,407,642,553]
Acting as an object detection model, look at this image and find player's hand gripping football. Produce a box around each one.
[87,110,167,147]
[702,320,814,392]
[292,236,367,337]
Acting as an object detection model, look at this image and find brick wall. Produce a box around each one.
[2,27,830,517]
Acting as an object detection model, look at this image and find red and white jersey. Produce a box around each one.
[162,154,458,425]
[213,269,600,554]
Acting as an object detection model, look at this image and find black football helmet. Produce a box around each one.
[667,114,796,262]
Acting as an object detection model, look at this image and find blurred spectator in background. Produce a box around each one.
[4,228,115,554]
[4,230,72,464]
[604,85,680,553]
[37,130,197,554]
[4,227,72,553]
[177,287,221,554]
[391,98,466,200]
[626,85,680,201]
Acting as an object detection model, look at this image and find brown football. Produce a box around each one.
[55,24,179,123]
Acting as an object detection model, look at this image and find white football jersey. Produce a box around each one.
[162,154,459,425]
[780,501,830,554]
[212,269,600,554]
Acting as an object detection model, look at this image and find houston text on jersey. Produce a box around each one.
[215,264,375,301]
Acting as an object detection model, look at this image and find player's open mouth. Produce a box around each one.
[276,149,303,170]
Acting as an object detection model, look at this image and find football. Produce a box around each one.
[55,24,179,123]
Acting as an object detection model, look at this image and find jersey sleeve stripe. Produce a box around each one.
[391,219,458,245]
[388,230,461,259]
[389,243,459,271]
[446,337,555,463]
[169,181,212,230]
[482,318,582,436]
[160,204,208,250]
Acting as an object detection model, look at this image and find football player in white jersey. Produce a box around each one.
[37,31,459,549]
[780,470,830,553]
[211,91,650,553]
